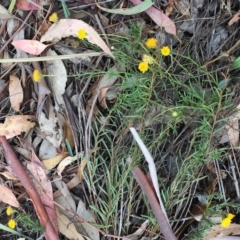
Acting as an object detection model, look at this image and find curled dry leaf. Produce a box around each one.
[130,0,176,35]
[9,75,23,111]
[11,40,49,55]
[42,152,69,170]
[57,153,83,176]
[40,19,114,58]
[0,115,35,139]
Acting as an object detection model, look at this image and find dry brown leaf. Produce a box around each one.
[75,200,99,240]
[228,10,240,26]
[127,220,149,239]
[77,159,87,183]
[38,20,52,36]
[57,153,82,176]
[9,75,23,111]
[0,115,35,139]
[53,175,81,198]
[64,119,75,149]
[226,117,239,147]
[130,0,176,35]
[0,171,18,180]
[174,0,190,18]
[203,223,240,240]
[27,151,58,233]
[0,184,20,208]
[57,210,85,240]
[42,152,69,170]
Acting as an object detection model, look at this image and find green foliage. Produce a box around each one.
[16,213,43,233]
[76,22,237,238]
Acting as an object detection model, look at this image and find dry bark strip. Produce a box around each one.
[127,157,177,240]
[0,136,59,240]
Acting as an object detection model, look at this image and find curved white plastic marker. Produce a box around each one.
[129,127,169,224]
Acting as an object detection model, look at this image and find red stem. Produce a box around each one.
[0,136,59,240]
[128,158,177,240]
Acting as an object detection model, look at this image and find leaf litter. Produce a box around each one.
[1,1,240,240]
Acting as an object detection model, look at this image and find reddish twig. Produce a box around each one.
[0,136,59,240]
[127,157,177,240]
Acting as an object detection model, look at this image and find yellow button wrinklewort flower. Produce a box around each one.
[138,62,149,73]
[172,111,178,117]
[145,38,157,48]
[142,54,154,64]
[77,29,87,40]
[221,217,231,228]
[33,69,43,82]
[160,46,171,56]
[8,219,16,229]
[227,213,235,220]
[49,13,58,23]
[6,206,14,216]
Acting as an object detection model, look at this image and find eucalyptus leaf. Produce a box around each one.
[96,0,153,15]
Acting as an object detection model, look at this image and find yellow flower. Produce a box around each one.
[227,213,235,220]
[221,217,231,228]
[160,46,171,56]
[172,111,178,117]
[8,219,16,229]
[6,206,14,216]
[49,13,58,23]
[145,38,157,48]
[142,54,154,64]
[33,69,43,82]
[77,29,87,40]
[138,62,149,73]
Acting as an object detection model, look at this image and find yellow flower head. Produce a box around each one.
[172,111,178,117]
[145,38,157,48]
[33,69,43,82]
[142,54,154,64]
[77,29,87,40]
[160,46,171,56]
[227,213,235,220]
[49,13,58,23]
[6,206,14,216]
[8,219,16,229]
[138,62,149,73]
[221,217,231,228]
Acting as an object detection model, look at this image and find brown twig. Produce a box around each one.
[127,157,177,240]
[0,136,59,240]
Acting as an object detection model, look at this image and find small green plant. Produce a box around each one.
[77,23,238,238]
[5,206,43,233]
